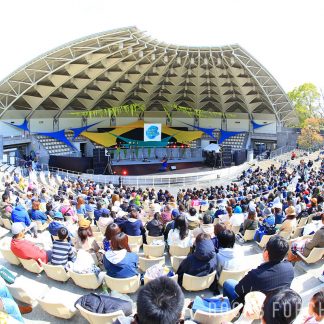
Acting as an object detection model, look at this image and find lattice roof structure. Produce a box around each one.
[0,26,295,123]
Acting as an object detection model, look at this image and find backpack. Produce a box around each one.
[263,222,276,235]
[75,293,132,316]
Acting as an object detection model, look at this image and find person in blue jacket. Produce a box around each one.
[11,205,31,226]
[121,208,145,237]
[103,232,138,278]
[48,211,67,237]
[176,233,217,287]
[11,204,38,237]
[30,200,48,224]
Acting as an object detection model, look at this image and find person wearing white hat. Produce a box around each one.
[10,222,50,264]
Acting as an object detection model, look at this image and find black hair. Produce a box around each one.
[174,214,189,240]
[57,227,68,240]
[262,289,302,324]
[202,214,213,224]
[217,230,235,248]
[189,207,197,216]
[265,235,289,262]
[2,193,9,202]
[136,276,184,324]
[154,212,161,221]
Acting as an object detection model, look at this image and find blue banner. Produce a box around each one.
[69,121,101,140]
[3,118,30,132]
[37,130,76,150]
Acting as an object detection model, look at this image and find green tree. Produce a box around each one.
[297,118,323,149]
[287,83,321,126]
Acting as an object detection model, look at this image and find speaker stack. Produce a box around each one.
[221,146,232,167]
[93,148,107,174]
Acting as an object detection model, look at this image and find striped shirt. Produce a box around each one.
[51,240,74,266]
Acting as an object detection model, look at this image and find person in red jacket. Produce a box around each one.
[10,222,50,264]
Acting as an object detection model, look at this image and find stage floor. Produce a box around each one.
[111,158,206,176]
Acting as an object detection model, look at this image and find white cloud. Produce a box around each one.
[0,0,323,92]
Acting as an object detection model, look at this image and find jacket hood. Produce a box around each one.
[193,239,215,261]
[218,248,235,259]
[15,205,26,212]
[105,249,127,264]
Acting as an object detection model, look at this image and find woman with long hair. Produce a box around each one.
[76,197,86,215]
[167,214,193,248]
[75,218,100,253]
[103,232,138,278]
[241,210,258,235]
[103,223,121,251]
[30,200,48,224]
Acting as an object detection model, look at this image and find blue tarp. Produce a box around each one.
[37,130,76,150]
[218,129,243,144]
[251,120,266,130]
[180,121,217,139]
[3,118,30,132]
[69,121,101,140]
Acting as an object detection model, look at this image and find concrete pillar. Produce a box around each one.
[0,135,3,162]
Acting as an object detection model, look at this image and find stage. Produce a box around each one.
[112,161,205,175]
[111,157,205,176]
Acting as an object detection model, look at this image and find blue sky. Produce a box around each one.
[1,0,323,93]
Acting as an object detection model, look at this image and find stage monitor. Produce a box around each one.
[144,123,161,142]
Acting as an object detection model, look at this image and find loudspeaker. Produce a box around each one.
[170,165,177,170]
[234,150,247,165]
[93,148,108,174]
[221,145,232,167]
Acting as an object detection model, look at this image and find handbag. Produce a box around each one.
[192,296,231,313]
[75,293,132,316]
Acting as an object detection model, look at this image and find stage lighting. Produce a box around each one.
[122,170,128,176]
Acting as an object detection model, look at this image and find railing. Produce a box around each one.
[269,145,296,159]
[2,134,31,140]
[47,162,249,187]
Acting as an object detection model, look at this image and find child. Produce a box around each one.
[303,291,324,323]
[51,227,75,266]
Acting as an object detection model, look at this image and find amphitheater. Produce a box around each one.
[0,27,322,324]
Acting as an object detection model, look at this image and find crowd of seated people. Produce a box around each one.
[0,152,323,322]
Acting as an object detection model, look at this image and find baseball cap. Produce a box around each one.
[11,222,25,235]
[263,207,272,216]
[54,211,64,219]
[171,209,180,218]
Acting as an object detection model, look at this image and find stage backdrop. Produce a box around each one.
[144,123,161,142]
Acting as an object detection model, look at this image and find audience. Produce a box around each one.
[103,233,138,278]
[103,223,121,251]
[167,214,193,248]
[278,206,297,237]
[75,218,100,253]
[177,233,217,286]
[114,276,187,324]
[223,236,294,304]
[216,230,243,275]
[10,222,50,264]
[145,212,163,237]
[303,291,324,323]
[121,208,145,237]
[51,227,75,266]
[262,289,302,324]
[1,151,323,322]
